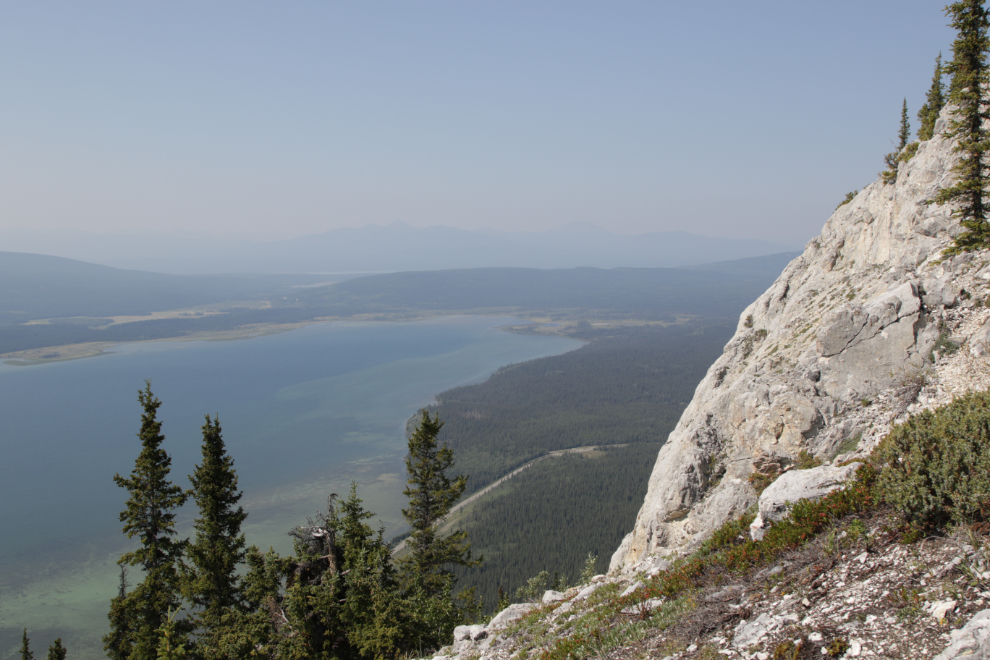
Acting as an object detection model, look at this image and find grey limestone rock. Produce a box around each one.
[542,590,567,604]
[611,105,959,572]
[934,609,990,659]
[488,602,537,630]
[971,317,990,357]
[452,624,487,642]
[732,613,775,649]
[620,597,664,615]
[619,580,644,598]
[573,583,602,601]
[749,463,861,540]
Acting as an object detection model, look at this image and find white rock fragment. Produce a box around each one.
[573,583,601,602]
[619,580,644,598]
[932,600,958,623]
[733,613,775,648]
[488,603,537,630]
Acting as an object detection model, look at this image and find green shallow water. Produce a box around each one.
[0,316,581,659]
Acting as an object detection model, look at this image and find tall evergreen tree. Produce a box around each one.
[333,485,408,660]
[261,486,412,660]
[44,639,66,660]
[105,383,189,660]
[918,52,946,141]
[155,608,189,660]
[105,568,134,660]
[195,546,290,660]
[20,629,34,660]
[937,0,990,253]
[898,98,911,150]
[185,415,247,631]
[398,412,480,649]
[882,100,912,183]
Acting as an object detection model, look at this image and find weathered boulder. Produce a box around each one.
[488,602,537,630]
[934,609,990,660]
[573,583,602,601]
[452,624,487,642]
[749,463,861,540]
[971,317,990,357]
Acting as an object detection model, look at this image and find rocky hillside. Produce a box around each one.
[440,507,990,659]
[612,106,990,573]
[429,106,990,659]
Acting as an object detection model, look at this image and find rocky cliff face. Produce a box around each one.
[424,107,990,660]
[612,108,990,572]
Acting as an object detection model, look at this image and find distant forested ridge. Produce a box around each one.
[304,255,797,319]
[0,251,796,355]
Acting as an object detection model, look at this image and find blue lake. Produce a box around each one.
[0,316,580,658]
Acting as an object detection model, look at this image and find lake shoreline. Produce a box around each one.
[0,312,592,366]
[0,316,583,659]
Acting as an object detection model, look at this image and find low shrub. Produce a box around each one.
[833,432,862,459]
[898,141,920,162]
[747,471,776,495]
[794,450,822,470]
[836,190,858,210]
[875,390,990,529]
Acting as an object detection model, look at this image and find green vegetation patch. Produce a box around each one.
[876,390,990,530]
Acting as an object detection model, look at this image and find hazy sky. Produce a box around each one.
[0,2,956,245]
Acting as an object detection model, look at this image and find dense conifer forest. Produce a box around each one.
[431,322,733,496]
[449,444,661,611]
[415,322,733,608]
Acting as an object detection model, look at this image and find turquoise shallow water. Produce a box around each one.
[0,316,580,659]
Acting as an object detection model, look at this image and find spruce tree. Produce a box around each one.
[196,546,290,660]
[20,629,33,660]
[937,0,990,253]
[105,568,134,660]
[882,100,911,183]
[334,484,408,659]
[105,383,189,660]
[918,52,946,140]
[399,412,480,649]
[155,609,189,660]
[899,98,911,150]
[185,415,247,631]
[44,640,66,660]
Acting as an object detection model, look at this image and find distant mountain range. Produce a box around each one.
[0,251,336,324]
[0,222,798,274]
